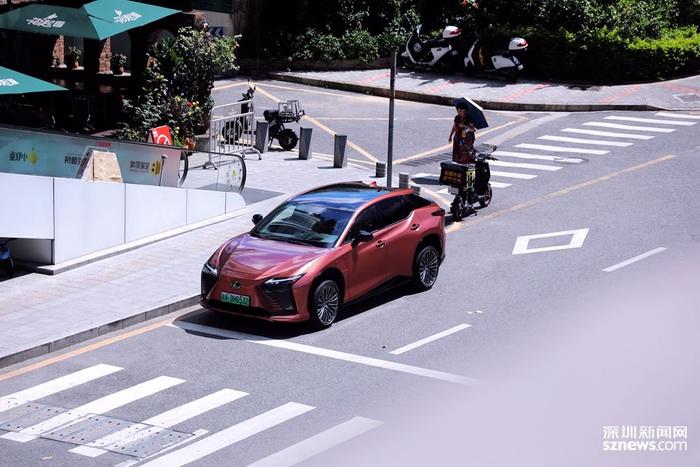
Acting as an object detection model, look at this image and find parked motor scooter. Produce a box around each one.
[0,238,15,278]
[439,144,498,221]
[463,32,528,81]
[401,24,464,71]
[263,100,305,151]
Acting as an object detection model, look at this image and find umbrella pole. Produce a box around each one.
[386,51,396,188]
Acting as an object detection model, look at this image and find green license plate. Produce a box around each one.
[221,292,250,307]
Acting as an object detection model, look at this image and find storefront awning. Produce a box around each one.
[0,65,67,94]
[0,1,179,40]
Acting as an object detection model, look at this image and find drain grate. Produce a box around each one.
[0,400,194,458]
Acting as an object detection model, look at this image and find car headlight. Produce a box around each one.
[203,256,218,276]
[262,274,304,289]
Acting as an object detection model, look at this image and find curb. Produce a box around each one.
[269,72,662,112]
[0,295,200,369]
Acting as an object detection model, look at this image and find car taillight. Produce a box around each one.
[431,208,446,217]
[450,28,461,36]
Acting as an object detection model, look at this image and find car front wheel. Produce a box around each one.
[309,279,341,328]
[412,244,440,291]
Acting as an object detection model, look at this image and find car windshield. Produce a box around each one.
[252,201,355,248]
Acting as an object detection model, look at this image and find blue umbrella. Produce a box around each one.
[452,96,488,129]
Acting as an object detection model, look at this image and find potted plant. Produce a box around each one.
[66,46,81,69]
[110,53,127,75]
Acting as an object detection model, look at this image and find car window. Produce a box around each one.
[403,194,431,212]
[375,196,409,229]
[346,204,379,243]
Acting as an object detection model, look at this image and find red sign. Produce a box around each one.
[148,125,173,146]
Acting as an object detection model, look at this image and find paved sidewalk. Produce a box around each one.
[271,69,700,112]
[0,151,375,368]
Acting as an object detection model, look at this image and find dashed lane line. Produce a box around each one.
[602,247,667,272]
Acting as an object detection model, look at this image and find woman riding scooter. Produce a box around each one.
[448,103,477,164]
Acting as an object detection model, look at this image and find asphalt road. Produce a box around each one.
[0,82,698,466]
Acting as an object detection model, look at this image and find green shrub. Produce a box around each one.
[342,30,379,63]
[292,30,345,62]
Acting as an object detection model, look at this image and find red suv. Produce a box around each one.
[201,182,446,328]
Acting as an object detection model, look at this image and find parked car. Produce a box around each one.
[201,182,446,328]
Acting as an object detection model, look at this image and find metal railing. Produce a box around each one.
[206,99,260,168]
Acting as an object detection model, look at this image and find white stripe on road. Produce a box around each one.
[655,112,700,120]
[140,403,315,467]
[0,364,122,414]
[602,247,667,272]
[1,376,184,443]
[561,128,654,140]
[390,324,471,355]
[515,143,609,155]
[493,150,583,163]
[583,122,676,133]
[436,181,511,194]
[412,172,435,179]
[70,388,248,457]
[605,116,696,126]
[490,160,561,171]
[245,417,383,467]
[490,170,536,179]
[171,321,480,386]
[538,135,633,147]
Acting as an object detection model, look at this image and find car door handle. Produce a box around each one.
[410,223,421,230]
[375,240,386,248]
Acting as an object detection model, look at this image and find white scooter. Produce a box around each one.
[400,24,463,71]
[464,34,528,81]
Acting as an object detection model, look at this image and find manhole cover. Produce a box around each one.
[674,93,700,103]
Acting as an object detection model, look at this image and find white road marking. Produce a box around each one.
[605,116,696,126]
[412,172,435,179]
[140,403,315,467]
[390,324,471,355]
[466,310,484,315]
[0,364,122,414]
[655,112,700,120]
[561,128,654,140]
[1,376,184,443]
[538,135,633,147]
[602,247,667,272]
[245,417,383,467]
[515,143,609,155]
[493,150,583,163]
[583,122,676,133]
[512,228,589,255]
[69,388,247,457]
[490,160,561,171]
[171,321,480,386]
[490,170,537,179]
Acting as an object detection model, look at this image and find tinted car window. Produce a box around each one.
[375,196,409,229]
[403,194,431,211]
[346,204,379,243]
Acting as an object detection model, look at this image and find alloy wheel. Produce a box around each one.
[316,282,339,325]
[418,247,440,287]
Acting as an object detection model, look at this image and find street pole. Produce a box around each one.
[386,51,396,188]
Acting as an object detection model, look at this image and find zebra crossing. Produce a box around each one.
[411,111,699,196]
[0,364,382,465]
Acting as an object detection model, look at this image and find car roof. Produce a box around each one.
[292,183,395,210]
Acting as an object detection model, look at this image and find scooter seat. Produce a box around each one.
[425,38,448,49]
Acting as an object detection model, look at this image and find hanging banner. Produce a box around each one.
[0,125,181,186]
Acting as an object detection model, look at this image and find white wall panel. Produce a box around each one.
[54,179,125,263]
[0,173,54,239]
[225,192,245,213]
[187,189,226,224]
[125,184,186,242]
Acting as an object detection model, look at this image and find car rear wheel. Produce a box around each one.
[412,244,440,291]
[309,279,341,328]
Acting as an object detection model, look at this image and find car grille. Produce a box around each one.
[207,300,272,317]
[201,270,218,297]
[261,287,297,313]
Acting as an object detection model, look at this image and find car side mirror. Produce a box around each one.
[252,214,263,225]
[351,230,373,247]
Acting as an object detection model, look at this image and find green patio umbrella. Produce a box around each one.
[0,1,179,40]
[0,65,67,94]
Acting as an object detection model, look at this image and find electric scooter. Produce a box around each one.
[439,145,498,221]
[463,33,528,81]
[401,24,464,71]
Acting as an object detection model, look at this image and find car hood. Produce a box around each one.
[219,234,329,280]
